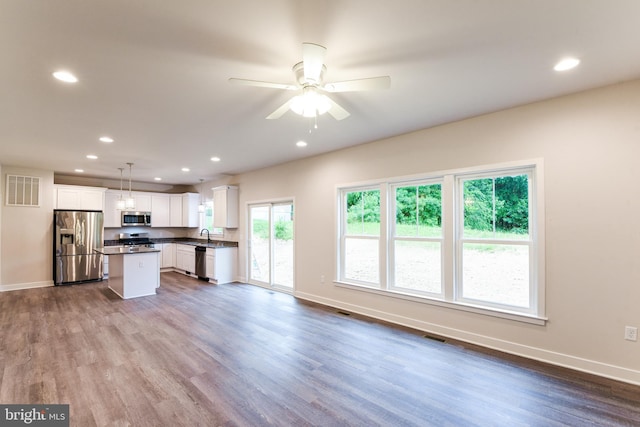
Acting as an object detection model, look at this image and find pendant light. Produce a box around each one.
[198,179,205,213]
[116,167,126,210]
[125,162,135,210]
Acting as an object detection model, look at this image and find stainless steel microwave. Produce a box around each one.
[121,211,151,227]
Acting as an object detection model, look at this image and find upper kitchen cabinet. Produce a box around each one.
[104,190,153,227]
[170,195,183,227]
[55,185,106,211]
[132,192,152,211]
[213,186,238,228]
[166,193,199,227]
[182,193,199,228]
[151,194,170,227]
[104,190,121,227]
[105,190,200,228]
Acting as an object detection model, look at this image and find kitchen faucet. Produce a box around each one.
[200,228,210,243]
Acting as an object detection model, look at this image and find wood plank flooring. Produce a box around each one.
[1,272,639,426]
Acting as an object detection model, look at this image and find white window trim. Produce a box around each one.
[388,178,445,298]
[338,185,384,286]
[455,168,538,315]
[335,158,546,324]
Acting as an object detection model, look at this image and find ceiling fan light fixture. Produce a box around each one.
[290,87,331,117]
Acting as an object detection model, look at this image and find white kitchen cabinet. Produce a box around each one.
[206,247,237,284]
[175,244,195,273]
[55,185,106,211]
[103,255,109,278]
[170,195,183,227]
[160,243,175,268]
[132,192,152,211]
[104,190,122,227]
[206,251,215,280]
[182,193,199,227]
[213,186,238,228]
[151,194,170,227]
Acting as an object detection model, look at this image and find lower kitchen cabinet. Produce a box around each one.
[160,243,175,269]
[103,255,109,278]
[206,247,237,284]
[156,242,236,282]
[175,244,195,273]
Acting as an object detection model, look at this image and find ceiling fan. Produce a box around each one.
[229,42,390,121]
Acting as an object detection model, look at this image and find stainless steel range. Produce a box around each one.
[117,232,155,248]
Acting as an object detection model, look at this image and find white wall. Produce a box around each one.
[231,80,640,384]
[0,166,55,290]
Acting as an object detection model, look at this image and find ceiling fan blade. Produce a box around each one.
[326,96,350,120]
[229,78,297,91]
[302,42,326,83]
[266,98,293,120]
[324,76,391,93]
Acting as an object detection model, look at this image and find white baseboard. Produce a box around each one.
[0,280,54,292]
[295,291,640,386]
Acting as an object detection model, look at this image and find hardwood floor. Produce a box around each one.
[1,273,639,426]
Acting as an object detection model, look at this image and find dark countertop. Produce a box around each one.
[104,238,238,248]
[95,247,161,255]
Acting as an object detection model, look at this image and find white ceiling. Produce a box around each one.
[2,0,640,185]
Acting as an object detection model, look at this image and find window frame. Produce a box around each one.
[338,185,383,288]
[455,168,537,314]
[388,178,445,297]
[335,159,545,324]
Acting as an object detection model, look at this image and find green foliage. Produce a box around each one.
[252,219,269,239]
[274,220,293,240]
[252,219,293,240]
[346,190,380,235]
[395,184,442,229]
[343,175,529,239]
[464,174,529,236]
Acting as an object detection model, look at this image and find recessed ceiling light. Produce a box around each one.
[181,167,190,172]
[154,177,162,181]
[99,136,114,143]
[74,169,84,173]
[296,140,308,147]
[210,156,221,162]
[554,57,580,71]
[86,154,98,160]
[52,70,78,83]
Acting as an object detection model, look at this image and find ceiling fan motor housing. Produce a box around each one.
[293,61,327,86]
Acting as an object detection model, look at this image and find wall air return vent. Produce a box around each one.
[5,174,40,207]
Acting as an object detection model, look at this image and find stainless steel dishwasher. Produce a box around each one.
[195,246,207,280]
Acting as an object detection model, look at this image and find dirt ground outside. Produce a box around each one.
[251,238,529,308]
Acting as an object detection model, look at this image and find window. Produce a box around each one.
[337,161,544,322]
[390,181,443,295]
[339,188,380,286]
[457,171,533,310]
[200,201,223,235]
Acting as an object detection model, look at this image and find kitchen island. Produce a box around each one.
[95,246,160,299]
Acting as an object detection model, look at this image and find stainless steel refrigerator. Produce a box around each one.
[53,209,104,285]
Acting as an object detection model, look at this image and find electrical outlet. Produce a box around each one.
[624,326,637,342]
[320,275,325,284]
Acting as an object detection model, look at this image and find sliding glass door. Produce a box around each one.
[249,201,294,291]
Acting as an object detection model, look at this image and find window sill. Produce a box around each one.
[334,281,547,326]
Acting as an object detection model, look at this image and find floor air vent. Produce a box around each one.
[337,310,351,316]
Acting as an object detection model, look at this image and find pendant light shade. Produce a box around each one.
[125,162,135,210]
[116,167,126,210]
[198,179,205,213]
